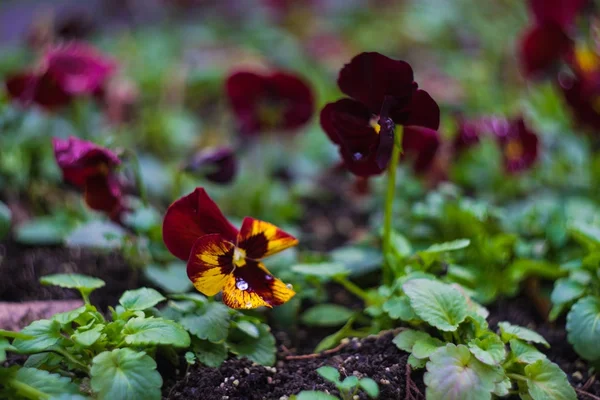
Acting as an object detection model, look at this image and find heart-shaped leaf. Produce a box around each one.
[566,296,600,362]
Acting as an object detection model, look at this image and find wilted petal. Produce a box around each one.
[337,52,415,113]
[162,188,239,261]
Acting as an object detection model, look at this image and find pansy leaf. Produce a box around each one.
[551,278,586,305]
[8,367,81,398]
[383,296,417,321]
[316,366,340,383]
[301,304,354,327]
[229,323,276,366]
[0,337,14,363]
[52,306,88,325]
[119,288,166,311]
[23,352,63,368]
[403,279,468,331]
[291,262,348,278]
[40,273,105,295]
[340,376,359,390]
[393,329,433,353]
[424,344,502,400]
[467,335,506,366]
[15,217,70,245]
[185,351,196,365]
[509,339,546,364]
[422,239,471,254]
[412,336,445,359]
[65,220,125,249]
[12,320,63,353]
[314,319,354,353]
[493,377,512,397]
[235,320,260,338]
[123,317,190,347]
[180,302,231,342]
[359,378,380,398]
[524,359,576,400]
[408,354,427,369]
[331,246,382,276]
[193,339,228,368]
[90,349,162,400]
[144,262,193,294]
[72,325,105,347]
[566,296,600,362]
[296,391,338,400]
[498,322,549,347]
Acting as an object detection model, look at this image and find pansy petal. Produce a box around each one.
[530,0,588,27]
[320,98,377,150]
[519,23,572,78]
[83,174,122,215]
[221,260,295,309]
[237,217,298,259]
[268,72,314,131]
[338,52,415,113]
[163,188,239,261]
[226,71,266,135]
[402,126,441,173]
[5,72,40,105]
[187,234,235,296]
[185,147,237,184]
[396,89,440,130]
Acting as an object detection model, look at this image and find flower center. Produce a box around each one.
[575,44,600,75]
[233,246,247,267]
[257,100,285,129]
[504,139,524,161]
[369,116,381,134]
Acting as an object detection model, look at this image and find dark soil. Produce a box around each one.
[0,240,141,311]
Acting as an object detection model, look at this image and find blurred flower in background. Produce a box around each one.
[184,147,237,184]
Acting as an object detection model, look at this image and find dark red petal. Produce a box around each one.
[83,174,123,215]
[501,119,539,173]
[337,52,415,113]
[44,42,116,95]
[320,98,377,150]
[519,23,572,79]
[402,126,441,173]
[267,72,314,131]
[185,147,237,184]
[225,71,265,135]
[530,0,588,28]
[162,188,239,261]
[5,72,40,106]
[397,89,440,130]
[560,74,600,131]
[53,137,121,187]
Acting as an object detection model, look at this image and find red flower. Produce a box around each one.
[53,137,125,219]
[184,147,238,184]
[320,52,440,177]
[162,188,297,309]
[518,0,590,78]
[225,70,314,136]
[5,42,115,110]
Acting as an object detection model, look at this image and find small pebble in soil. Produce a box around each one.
[572,371,583,381]
[233,380,239,386]
[380,379,390,385]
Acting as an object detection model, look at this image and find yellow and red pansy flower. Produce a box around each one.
[162,188,297,309]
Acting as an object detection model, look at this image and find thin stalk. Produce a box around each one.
[506,373,528,382]
[0,329,33,340]
[53,348,89,373]
[9,379,50,400]
[382,125,404,285]
[333,276,371,303]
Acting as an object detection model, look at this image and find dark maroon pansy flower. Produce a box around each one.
[225,70,314,136]
[453,116,510,153]
[519,0,590,78]
[495,118,539,173]
[184,147,238,184]
[4,42,115,110]
[53,136,125,220]
[320,52,440,177]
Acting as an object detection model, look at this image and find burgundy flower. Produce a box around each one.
[453,116,510,153]
[518,0,590,78]
[184,147,238,184]
[320,52,440,176]
[225,70,314,136]
[53,137,125,220]
[5,42,115,110]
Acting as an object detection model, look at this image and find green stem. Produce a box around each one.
[53,348,89,373]
[333,276,371,304]
[9,378,50,400]
[0,329,33,340]
[506,373,528,382]
[382,125,404,285]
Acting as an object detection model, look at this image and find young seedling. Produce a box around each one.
[293,366,379,400]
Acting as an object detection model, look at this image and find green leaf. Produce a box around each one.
[383,296,417,320]
[123,317,191,347]
[52,306,87,325]
[65,220,125,249]
[193,339,228,368]
[15,217,69,245]
[551,278,586,305]
[40,274,105,294]
[359,377,379,398]
[391,231,412,258]
[413,336,445,359]
[422,239,470,254]
[498,322,550,348]
[408,354,427,369]
[467,335,506,366]
[0,337,14,363]
[424,344,502,400]
[340,375,359,389]
[179,302,231,342]
[316,366,340,383]
[119,288,166,311]
[23,352,62,368]
[235,320,260,338]
[72,325,104,347]
[229,323,276,366]
[566,296,600,362]
[185,351,196,365]
[9,367,81,398]
[314,319,355,353]
[301,304,354,327]
[144,263,193,293]
[123,206,160,233]
[403,279,468,331]
[0,201,11,240]
[12,320,63,353]
[393,329,433,353]
[331,246,382,276]
[493,377,512,397]
[296,391,338,400]
[509,339,547,364]
[91,349,163,400]
[291,262,348,278]
[524,359,577,400]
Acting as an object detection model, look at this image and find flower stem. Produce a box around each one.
[333,276,371,304]
[382,125,404,285]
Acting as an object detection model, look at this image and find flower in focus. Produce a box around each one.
[184,147,237,184]
[559,45,600,130]
[5,42,115,110]
[163,188,297,309]
[320,52,440,176]
[518,0,590,78]
[225,70,314,136]
[53,136,125,220]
